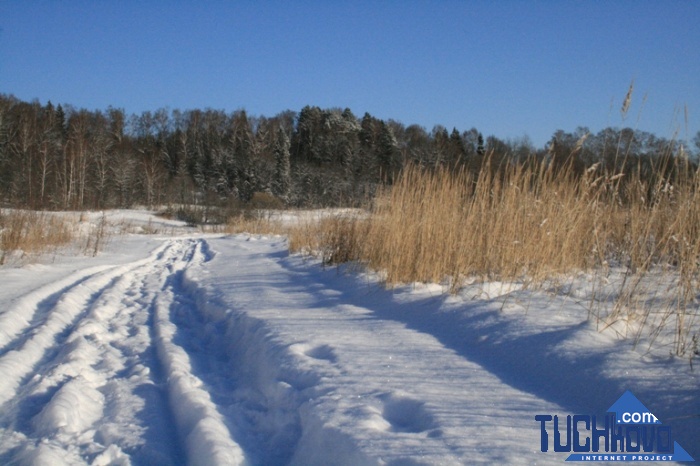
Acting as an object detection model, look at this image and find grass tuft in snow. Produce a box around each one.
[289,215,366,265]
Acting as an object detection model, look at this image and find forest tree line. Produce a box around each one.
[1,93,698,212]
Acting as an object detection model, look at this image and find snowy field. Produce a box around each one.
[0,211,698,465]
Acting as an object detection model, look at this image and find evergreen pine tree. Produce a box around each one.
[231,110,255,201]
[377,121,399,183]
[477,132,485,156]
[55,104,67,141]
[449,128,465,165]
[359,112,375,150]
[273,127,291,202]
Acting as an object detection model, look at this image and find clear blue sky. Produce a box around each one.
[1,1,698,147]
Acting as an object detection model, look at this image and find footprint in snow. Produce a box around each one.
[303,344,338,363]
[378,392,436,434]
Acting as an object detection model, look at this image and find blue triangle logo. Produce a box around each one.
[672,441,695,462]
[608,390,661,424]
[545,391,695,461]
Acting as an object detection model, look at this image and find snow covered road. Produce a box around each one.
[0,234,698,465]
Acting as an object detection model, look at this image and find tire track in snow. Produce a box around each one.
[0,242,172,408]
[177,238,372,465]
[0,238,246,465]
[0,240,180,464]
[165,242,307,466]
[152,239,247,466]
[0,264,117,354]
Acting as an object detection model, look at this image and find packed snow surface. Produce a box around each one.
[0,212,698,465]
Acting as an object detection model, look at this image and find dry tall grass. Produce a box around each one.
[289,155,700,356]
[364,161,600,287]
[0,210,116,263]
[221,213,287,235]
[0,211,75,264]
[289,215,365,265]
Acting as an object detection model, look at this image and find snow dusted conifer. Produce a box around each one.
[378,121,399,183]
[273,126,291,203]
[477,132,485,156]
